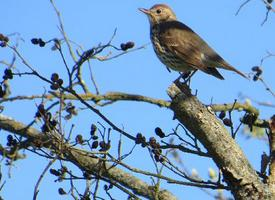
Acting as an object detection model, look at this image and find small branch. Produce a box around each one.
[95,43,150,61]
[210,102,259,117]
[236,0,275,25]
[56,44,73,88]
[260,51,275,66]
[160,143,211,158]
[33,158,57,200]
[235,0,253,16]
[50,0,77,62]
[107,154,225,190]
[261,8,270,26]
[258,77,275,98]
[239,93,275,108]
[87,60,99,94]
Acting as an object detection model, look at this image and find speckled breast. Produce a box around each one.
[150,28,192,73]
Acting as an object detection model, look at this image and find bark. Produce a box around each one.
[268,116,275,197]
[167,82,272,200]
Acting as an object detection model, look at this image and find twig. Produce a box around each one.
[229,100,237,138]
[57,45,73,88]
[50,0,77,62]
[107,154,227,189]
[93,178,100,200]
[87,59,99,94]
[160,142,210,157]
[261,9,270,26]
[95,43,150,61]
[238,92,275,108]
[33,157,57,200]
[258,77,275,98]
[235,0,253,16]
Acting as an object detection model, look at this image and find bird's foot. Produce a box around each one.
[174,71,196,86]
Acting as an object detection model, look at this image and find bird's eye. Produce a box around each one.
[156,9,162,14]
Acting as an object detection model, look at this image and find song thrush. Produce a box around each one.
[139,4,247,80]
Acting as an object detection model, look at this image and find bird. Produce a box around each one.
[139,4,248,80]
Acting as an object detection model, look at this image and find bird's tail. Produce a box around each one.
[220,61,249,80]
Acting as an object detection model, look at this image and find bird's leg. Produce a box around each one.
[166,67,171,73]
[173,72,186,84]
[181,71,192,80]
[183,70,197,85]
[173,72,191,86]
[174,70,197,86]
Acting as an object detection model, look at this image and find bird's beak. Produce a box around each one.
[138,8,151,16]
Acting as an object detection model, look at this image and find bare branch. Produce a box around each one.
[0,114,178,200]
[235,0,253,15]
[33,158,57,200]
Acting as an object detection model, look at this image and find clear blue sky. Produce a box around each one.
[1,1,274,199]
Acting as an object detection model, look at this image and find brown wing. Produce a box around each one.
[158,21,247,79]
[158,21,215,68]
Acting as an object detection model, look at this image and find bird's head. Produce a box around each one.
[139,4,177,26]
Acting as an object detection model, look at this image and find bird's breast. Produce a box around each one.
[150,28,192,72]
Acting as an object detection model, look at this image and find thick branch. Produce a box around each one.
[0,92,170,108]
[167,83,272,200]
[0,114,177,200]
[268,115,275,197]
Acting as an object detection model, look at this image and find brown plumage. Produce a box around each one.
[139,4,247,80]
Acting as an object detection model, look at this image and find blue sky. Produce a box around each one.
[1,1,275,199]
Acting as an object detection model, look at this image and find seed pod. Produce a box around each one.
[155,127,165,138]
[51,73,59,82]
[218,111,226,119]
[223,118,233,127]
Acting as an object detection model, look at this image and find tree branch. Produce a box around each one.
[210,102,259,116]
[0,114,177,200]
[167,82,272,200]
[0,92,170,107]
[268,115,275,197]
